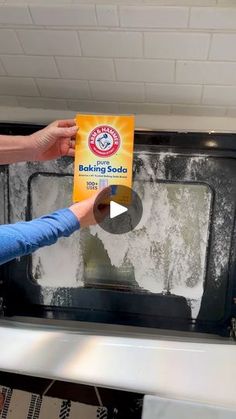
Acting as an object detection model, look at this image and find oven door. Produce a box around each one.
[1,125,236,336]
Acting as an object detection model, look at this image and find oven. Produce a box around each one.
[1,123,236,338]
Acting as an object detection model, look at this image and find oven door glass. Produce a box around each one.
[3,140,236,335]
[29,172,211,322]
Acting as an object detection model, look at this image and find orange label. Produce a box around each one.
[73,114,135,204]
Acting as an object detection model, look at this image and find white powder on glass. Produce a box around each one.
[9,152,232,320]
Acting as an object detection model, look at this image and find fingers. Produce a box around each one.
[70,139,76,148]
[97,203,110,219]
[48,119,76,130]
[50,126,78,138]
[94,186,111,203]
[57,119,76,128]
[69,185,112,228]
[93,186,111,223]
[65,139,76,157]
[67,149,75,157]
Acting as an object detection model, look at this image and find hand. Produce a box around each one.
[29,119,78,161]
[69,187,111,228]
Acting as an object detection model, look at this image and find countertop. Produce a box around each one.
[0,319,235,409]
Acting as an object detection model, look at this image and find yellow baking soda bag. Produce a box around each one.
[73,114,135,205]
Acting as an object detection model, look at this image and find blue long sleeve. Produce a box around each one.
[0,208,80,265]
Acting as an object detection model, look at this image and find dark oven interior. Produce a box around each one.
[1,123,236,337]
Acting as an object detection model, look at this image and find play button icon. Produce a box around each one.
[110,201,128,219]
[93,185,143,234]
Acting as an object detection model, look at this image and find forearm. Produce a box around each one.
[0,135,34,165]
[0,209,80,265]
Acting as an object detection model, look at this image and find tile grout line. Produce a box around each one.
[187,6,191,28]
[142,31,145,58]
[0,101,231,117]
[207,32,213,60]
[0,90,231,106]
[0,56,7,76]
[32,77,41,97]
[1,22,236,33]
[27,4,34,26]
[117,4,121,27]
[200,84,204,104]
[174,59,177,83]
[87,79,93,101]
[2,51,236,63]
[53,55,62,79]
[13,27,26,55]
[94,4,99,27]
[113,57,118,82]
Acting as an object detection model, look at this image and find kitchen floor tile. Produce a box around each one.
[0,372,51,395]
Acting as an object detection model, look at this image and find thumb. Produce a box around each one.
[49,125,78,138]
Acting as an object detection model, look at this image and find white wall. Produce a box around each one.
[1,0,236,117]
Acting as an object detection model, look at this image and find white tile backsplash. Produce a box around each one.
[1,55,59,78]
[56,57,115,80]
[210,34,236,61]
[17,96,68,109]
[0,95,18,106]
[0,30,23,54]
[144,32,210,59]
[6,0,72,3]
[0,0,217,4]
[119,102,171,115]
[0,77,38,96]
[146,83,202,104]
[0,5,32,25]
[176,61,236,85]
[190,7,236,29]
[142,1,217,4]
[79,31,142,58]
[30,5,97,26]
[67,99,119,113]
[0,1,236,117]
[172,104,226,117]
[36,78,90,99]
[17,30,81,56]
[217,0,236,4]
[96,5,119,27]
[226,107,236,117]
[203,85,236,106]
[90,81,145,102]
[115,59,174,83]
[0,60,5,76]
[119,6,188,28]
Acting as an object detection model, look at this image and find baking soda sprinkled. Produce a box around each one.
[8,151,232,320]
